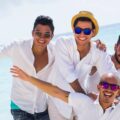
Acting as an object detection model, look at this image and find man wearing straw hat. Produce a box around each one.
[46,10,118,120]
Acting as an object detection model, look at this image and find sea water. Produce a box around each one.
[0,23,120,120]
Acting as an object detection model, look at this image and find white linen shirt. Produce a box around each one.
[49,36,117,118]
[0,39,55,114]
[69,93,120,120]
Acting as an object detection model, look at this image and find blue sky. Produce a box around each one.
[0,0,120,44]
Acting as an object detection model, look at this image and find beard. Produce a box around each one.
[114,53,120,64]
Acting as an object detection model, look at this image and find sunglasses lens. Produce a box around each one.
[84,28,91,35]
[111,85,119,91]
[44,33,51,38]
[74,27,82,34]
[101,82,109,89]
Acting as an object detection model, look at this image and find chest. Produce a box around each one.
[34,53,48,73]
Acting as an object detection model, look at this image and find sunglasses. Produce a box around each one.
[34,31,51,38]
[99,81,119,91]
[74,27,92,35]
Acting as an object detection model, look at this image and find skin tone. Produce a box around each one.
[97,74,120,112]
[10,67,120,112]
[70,20,95,94]
[74,21,95,60]
[32,24,53,72]
[111,44,120,69]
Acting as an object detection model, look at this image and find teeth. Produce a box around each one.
[79,37,86,41]
[104,92,112,97]
[39,41,45,43]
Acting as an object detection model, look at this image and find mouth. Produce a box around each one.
[103,91,113,98]
[77,37,86,41]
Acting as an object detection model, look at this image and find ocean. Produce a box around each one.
[0,23,120,120]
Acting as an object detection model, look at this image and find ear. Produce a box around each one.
[114,44,117,51]
[97,84,100,91]
[32,30,34,37]
[92,29,95,37]
[51,33,54,39]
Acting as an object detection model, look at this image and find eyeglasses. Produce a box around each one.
[34,31,51,38]
[74,27,92,35]
[99,81,119,91]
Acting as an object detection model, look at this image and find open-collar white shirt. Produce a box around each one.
[69,93,120,120]
[0,39,55,114]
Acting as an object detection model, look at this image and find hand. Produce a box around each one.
[89,66,97,75]
[95,39,106,52]
[10,65,30,81]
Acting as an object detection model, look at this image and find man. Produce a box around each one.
[86,35,120,95]
[47,11,117,120]
[0,15,54,120]
[10,67,120,120]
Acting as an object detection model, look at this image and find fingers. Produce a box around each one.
[10,66,21,77]
[95,39,107,52]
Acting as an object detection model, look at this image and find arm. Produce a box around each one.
[10,66,69,103]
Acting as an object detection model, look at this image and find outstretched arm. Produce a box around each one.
[10,66,69,103]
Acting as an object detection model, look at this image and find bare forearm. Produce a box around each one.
[29,76,69,103]
[70,79,86,94]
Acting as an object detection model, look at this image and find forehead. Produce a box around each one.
[75,21,92,28]
[34,24,51,32]
[101,75,118,85]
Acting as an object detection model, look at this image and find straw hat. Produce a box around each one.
[71,11,99,36]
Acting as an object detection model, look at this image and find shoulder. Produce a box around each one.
[68,93,93,106]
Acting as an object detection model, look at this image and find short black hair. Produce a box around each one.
[117,35,120,45]
[73,17,95,29]
[33,15,54,34]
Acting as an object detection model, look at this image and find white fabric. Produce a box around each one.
[0,39,55,114]
[85,69,120,94]
[49,36,117,119]
[69,93,120,120]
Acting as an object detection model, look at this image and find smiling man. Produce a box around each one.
[0,15,55,120]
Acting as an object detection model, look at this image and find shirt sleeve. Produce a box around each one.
[54,37,78,83]
[95,49,117,76]
[68,93,93,111]
[0,42,17,59]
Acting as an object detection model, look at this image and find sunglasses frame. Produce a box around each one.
[34,31,51,39]
[74,27,92,35]
[99,81,120,91]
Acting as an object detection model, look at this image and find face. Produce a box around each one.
[32,24,53,49]
[73,21,95,47]
[98,75,119,104]
[114,44,120,64]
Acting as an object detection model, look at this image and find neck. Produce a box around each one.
[77,42,90,60]
[32,45,47,56]
[99,97,113,112]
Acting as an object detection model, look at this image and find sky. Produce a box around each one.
[0,0,120,45]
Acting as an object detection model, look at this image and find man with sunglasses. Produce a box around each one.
[10,66,120,120]
[86,35,120,97]
[46,11,118,120]
[0,15,54,120]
